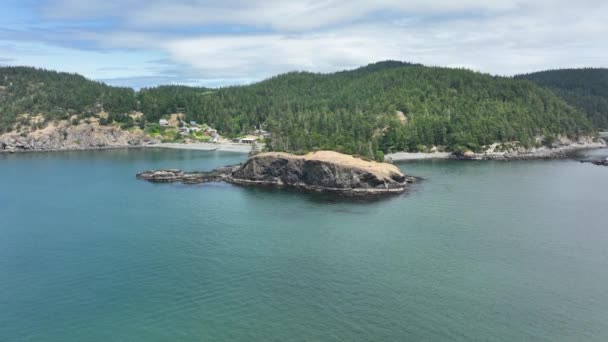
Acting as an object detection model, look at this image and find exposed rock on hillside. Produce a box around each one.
[0,121,159,152]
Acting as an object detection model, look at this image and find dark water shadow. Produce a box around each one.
[230,181,423,205]
[149,179,423,204]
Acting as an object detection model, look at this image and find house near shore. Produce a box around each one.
[232,137,256,144]
[239,137,257,144]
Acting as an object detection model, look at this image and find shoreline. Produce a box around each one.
[387,142,607,162]
[0,144,152,154]
[0,142,253,154]
[151,142,252,153]
[385,152,452,161]
[2,141,604,159]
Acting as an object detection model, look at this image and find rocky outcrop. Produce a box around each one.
[136,166,238,184]
[590,160,608,166]
[580,159,608,166]
[230,151,410,194]
[136,151,414,196]
[0,121,159,152]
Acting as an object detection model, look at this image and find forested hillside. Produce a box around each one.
[516,68,608,129]
[1,62,595,159]
[0,67,136,131]
[138,62,592,156]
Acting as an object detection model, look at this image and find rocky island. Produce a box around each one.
[137,151,415,196]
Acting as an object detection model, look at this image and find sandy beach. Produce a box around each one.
[152,142,252,153]
[386,152,452,161]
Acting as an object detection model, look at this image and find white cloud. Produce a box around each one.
[154,4,608,79]
[44,0,527,30]
[7,0,607,86]
[127,0,521,31]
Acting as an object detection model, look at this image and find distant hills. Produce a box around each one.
[516,68,608,129]
[0,62,602,158]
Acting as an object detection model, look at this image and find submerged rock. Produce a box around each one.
[137,151,413,196]
[580,158,608,166]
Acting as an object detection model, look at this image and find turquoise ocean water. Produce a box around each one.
[1,148,608,341]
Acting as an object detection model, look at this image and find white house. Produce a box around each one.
[239,138,257,144]
[159,119,169,126]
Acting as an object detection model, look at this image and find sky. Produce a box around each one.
[1,0,607,89]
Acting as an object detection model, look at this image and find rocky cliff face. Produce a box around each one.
[231,152,408,193]
[137,151,412,195]
[0,121,159,152]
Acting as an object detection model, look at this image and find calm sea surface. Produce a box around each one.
[1,148,608,341]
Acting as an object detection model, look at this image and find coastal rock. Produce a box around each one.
[0,121,159,152]
[136,166,237,184]
[580,158,608,166]
[462,150,476,159]
[230,151,408,194]
[451,137,607,161]
[137,151,412,196]
[136,169,186,182]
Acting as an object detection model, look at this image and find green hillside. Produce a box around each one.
[138,62,592,156]
[0,66,137,131]
[516,68,608,129]
[1,62,595,159]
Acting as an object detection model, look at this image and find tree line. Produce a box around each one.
[516,68,608,129]
[1,62,598,159]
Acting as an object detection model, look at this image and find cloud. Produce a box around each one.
[1,0,606,87]
[153,5,608,79]
[41,0,529,31]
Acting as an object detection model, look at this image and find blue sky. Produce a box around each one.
[1,0,607,89]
